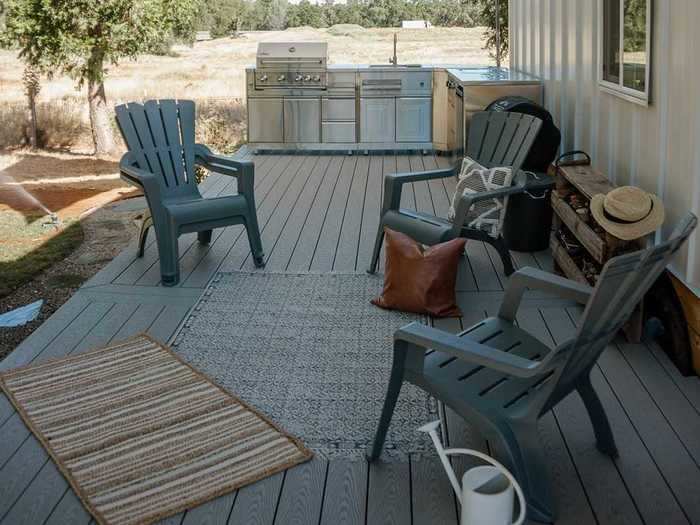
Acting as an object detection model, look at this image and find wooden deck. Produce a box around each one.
[1,150,699,525]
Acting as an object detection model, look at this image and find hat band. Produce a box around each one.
[603,202,654,225]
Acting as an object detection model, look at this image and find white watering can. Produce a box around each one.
[419,420,526,525]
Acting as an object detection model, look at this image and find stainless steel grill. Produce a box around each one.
[254,42,328,90]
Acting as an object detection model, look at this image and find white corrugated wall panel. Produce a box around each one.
[510,0,700,293]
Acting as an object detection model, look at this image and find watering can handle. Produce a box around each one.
[420,421,527,525]
[446,448,527,525]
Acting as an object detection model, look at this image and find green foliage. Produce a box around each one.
[623,0,646,52]
[478,0,508,63]
[197,0,247,37]
[0,0,199,84]
[210,0,484,32]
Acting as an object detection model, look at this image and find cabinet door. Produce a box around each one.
[283,98,321,143]
[248,98,283,143]
[360,98,395,143]
[396,97,432,143]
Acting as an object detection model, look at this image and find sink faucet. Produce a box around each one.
[389,32,398,66]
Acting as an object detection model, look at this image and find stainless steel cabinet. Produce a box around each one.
[283,98,321,143]
[360,98,395,143]
[248,98,284,143]
[396,97,432,142]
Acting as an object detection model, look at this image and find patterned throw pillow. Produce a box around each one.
[448,157,513,238]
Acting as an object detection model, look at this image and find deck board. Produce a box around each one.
[319,460,367,525]
[0,152,697,525]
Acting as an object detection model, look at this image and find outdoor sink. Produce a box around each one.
[369,64,423,68]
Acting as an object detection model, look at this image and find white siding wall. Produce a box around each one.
[510,0,700,293]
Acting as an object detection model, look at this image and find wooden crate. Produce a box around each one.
[550,233,589,285]
[551,160,645,342]
[551,162,644,280]
[551,192,607,263]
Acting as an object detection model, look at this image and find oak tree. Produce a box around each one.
[1,0,198,155]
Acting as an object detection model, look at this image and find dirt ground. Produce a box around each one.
[0,181,145,361]
[0,149,144,359]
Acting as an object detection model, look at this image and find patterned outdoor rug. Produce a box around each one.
[173,272,438,460]
[0,335,312,525]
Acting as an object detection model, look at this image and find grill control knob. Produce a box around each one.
[259,74,268,82]
[303,75,311,82]
[313,75,321,82]
[277,74,286,82]
[295,74,303,82]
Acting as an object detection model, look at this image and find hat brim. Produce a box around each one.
[590,193,665,241]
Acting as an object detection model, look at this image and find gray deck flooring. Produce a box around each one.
[1,150,699,525]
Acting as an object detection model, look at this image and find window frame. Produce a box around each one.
[599,0,653,106]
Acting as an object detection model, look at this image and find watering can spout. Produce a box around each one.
[417,420,441,434]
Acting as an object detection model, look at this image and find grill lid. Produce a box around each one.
[256,42,328,68]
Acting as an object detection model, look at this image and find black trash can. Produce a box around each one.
[486,96,562,172]
[503,172,555,252]
[487,96,560,251]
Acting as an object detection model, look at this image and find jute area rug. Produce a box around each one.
[173,272,439,460]
[0,335,312,525]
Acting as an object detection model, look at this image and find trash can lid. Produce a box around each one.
[522,171,555,191]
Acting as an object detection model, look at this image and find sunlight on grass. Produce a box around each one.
[0,210,84,298]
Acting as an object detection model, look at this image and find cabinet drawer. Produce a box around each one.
[327,71,356,91]
[322,122,356,143]
[322,98,356,121]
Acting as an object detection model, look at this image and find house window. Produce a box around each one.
[600,0,652,105]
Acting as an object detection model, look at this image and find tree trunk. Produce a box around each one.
[23,65,40,149]
[26,90,38,149]
[87,52,115,157]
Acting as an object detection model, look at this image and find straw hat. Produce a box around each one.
[590,186,665,240]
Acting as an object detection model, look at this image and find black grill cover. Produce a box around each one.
[487,96,561,172]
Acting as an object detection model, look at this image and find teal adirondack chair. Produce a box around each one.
[115,100,264,286]
[367,213,697,522]
[368,111,543,276]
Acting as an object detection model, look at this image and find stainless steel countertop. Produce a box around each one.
[446,67,541,85]
[246,64,542,82]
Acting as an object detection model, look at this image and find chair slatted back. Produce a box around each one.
[466,112,542,173]
[115,100,199,198]
[551,213,697,400]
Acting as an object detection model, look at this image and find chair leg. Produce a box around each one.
[493,421,555,523]
[137,214,153,257]
[156,227,180,287]
[245,214,265,268]
[577,375,619,458]
[197,230,213,245]
[367,224,385,274]
[491,235,515,276]
[366,346,407,461]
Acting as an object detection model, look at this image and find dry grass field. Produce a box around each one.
[0,26,490,151]
[1,26,490,104]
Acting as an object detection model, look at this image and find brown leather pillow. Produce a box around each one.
[371,228,466,318]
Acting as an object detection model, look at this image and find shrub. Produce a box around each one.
[0,98,86,150]
[195,98,247,154]
[194,98,247,183]
[0,96,246,156]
